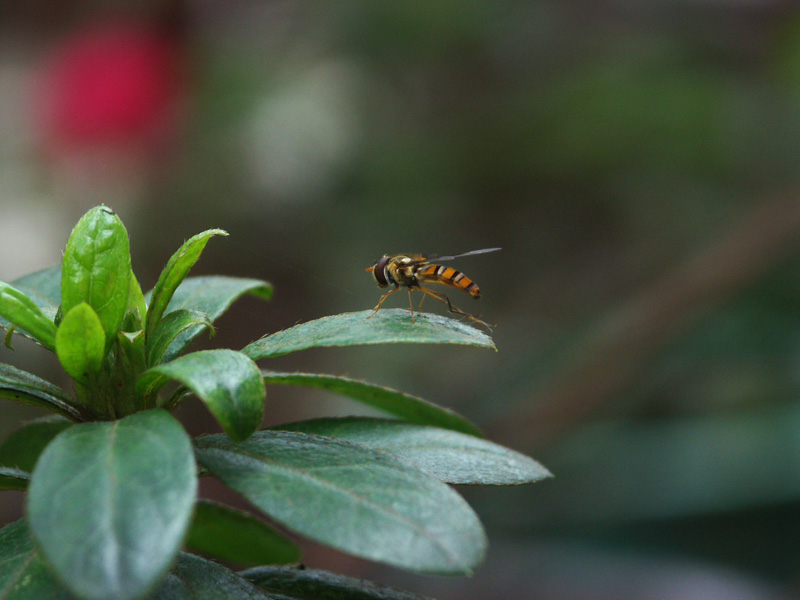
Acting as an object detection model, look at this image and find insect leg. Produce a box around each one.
[407,288,415,324]
[368,286,401,318]
[418,290,427,310]
[417,287,492,330]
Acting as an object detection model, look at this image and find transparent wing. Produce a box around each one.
[431,248,501,262]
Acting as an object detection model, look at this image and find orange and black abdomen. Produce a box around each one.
[417,264,481,298]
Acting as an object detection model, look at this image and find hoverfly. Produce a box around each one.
[365,248,500,328]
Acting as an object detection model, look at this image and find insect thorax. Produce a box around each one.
[386,258,419,287]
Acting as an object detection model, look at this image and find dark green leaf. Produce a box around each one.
[275,418,551,485]
[242,310,495,360]
[0,282,57,351]
[156,276,272,363]
[55,303,105,382]
[145,350,265,441]
[0,416,73,473]
[145,230,228,343]
[148,309,214,367]
[243,565,436,600]
[0,519,77,600]
[28,410,197,600]
[11,265,62,314]
[194,431,486,575]
[0,466,30,490]
[61,206,132,351]
[150,553,273,600]
[0,364,82,420]
[186,500,301,567]
[261,371,481,437]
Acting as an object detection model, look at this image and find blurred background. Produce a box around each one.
[3,1,800,598]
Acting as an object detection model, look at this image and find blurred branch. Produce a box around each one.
[493,194,800,450]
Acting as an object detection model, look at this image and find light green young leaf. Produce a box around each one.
[0,364,83,420]
[243,565,436,600]
[186,500,301,567]
[0,519,76,599]
[0,265,61,345]
[55,303,105,382]
[4,326,15,349]
[118,328,146,377]
[0,282,57,351]
[114,329,148,415]
[261,371,481,437]
[28,410,197,600]
[134,370,171,407]
[11,265,61,313]
[145,229,228,343]
[242,309,495,360]
[125,271,147,332]
[152,276,272,363]
[147,309,214,367]
[61,206,132,350]
[144,350,265,441]
[194,430,487,575]
[275,418,552,485]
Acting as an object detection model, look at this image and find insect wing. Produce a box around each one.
[432,247,501,262]
[406,254,430,265]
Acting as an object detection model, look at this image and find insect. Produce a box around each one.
[365,248,500,328]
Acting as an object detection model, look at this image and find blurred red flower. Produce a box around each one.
[38,20,182,152]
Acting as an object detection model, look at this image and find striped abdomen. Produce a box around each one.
[417,264,481,298]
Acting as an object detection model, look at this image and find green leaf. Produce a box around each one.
[150,553,272,600]
[61,206,132,351]
[0,416,73,473]
[0,466,30,490]
[118,328,147,379]
[5,325,16,349]
[275,418,552,485]
[155,276,272,363]
[112,329,148,416]
[0,364,83,420]
[144,350,265,441]
[242,309,495,360]
[0,519,76,599]
[133,370,172,408]
[0,282,57,351]
[124,272,147,332]
[11,265,62,314]
[147,309,214,367]
[194,431,487,575]
[145,229,228,343]
[0,266,61,345]
[186,500,301,567]
[28,410,197,600]
[261,371,481,437]
[55,303,106,382]
[243,565,436,600]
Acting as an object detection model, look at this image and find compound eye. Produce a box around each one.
[372,255,390,286]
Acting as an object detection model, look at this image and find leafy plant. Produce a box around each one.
[0,206,550,600]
